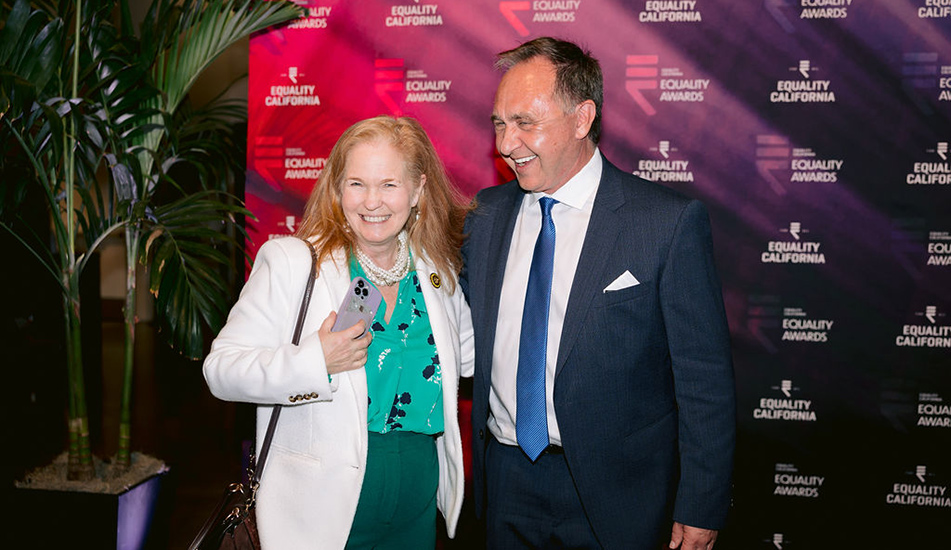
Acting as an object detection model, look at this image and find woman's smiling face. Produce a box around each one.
[340,140,424,259]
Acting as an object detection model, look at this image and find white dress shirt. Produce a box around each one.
[488,151,602,447]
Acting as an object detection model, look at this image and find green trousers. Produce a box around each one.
[344,430,439,550]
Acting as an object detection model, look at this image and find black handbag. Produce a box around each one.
[189,241,318,550]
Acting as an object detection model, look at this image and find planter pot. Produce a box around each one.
[12,459,171,550]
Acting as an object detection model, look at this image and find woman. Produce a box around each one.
[203,115,474,549]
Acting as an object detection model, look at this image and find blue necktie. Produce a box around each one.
[517,197,557,462]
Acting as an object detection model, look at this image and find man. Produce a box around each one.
[460,37,736,550]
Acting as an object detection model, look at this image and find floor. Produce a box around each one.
[5,312,482,549]
[7,318,251,549]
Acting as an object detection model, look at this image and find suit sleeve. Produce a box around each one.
[659,200,736,529]
[203,238,335,405]
[459,196,479,303]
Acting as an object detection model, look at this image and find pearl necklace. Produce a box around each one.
[355,231,410,287]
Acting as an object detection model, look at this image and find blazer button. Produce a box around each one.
[309,392,318,399]
[288,396,296,403]
[478,429,484,440]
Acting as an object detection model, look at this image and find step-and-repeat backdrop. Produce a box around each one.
[245,1,950,547]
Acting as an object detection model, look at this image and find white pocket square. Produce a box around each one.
[603,270,640,292]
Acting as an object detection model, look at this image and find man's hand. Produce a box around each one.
[668,522,718,550]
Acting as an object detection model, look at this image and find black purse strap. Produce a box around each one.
[253,239,319,485]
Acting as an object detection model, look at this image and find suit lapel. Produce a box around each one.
[555,159,626,377]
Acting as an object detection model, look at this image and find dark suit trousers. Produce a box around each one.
[486,436,601,549]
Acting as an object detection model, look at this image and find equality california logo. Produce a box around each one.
[760,222,826,265]
[769,60,835,104]
[631,140,695,183]
[895,305,951,349]
[918,0,951,19]
[384,2,444,27]
[264,66,321,107]
[764,533,792,550]
[637,0,702,23]
[885,465,950,508]
[905,142,951,186]
[753,379,817,422]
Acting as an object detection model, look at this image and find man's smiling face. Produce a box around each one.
[491,57,593,195]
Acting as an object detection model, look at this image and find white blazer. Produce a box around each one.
[203,237,474,549]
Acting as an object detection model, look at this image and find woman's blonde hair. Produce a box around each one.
[295,115,469,292]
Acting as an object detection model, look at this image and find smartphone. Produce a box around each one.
[331,277,383,337]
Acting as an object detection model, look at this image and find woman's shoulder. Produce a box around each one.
[258,236,310,256]
[249,237,317,276]
[256,236,351,281]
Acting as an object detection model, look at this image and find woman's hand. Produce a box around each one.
[318,311,372,375]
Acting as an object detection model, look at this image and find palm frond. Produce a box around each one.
[146,192,253,357]
[156,0,303,113]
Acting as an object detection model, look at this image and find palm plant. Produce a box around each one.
[2,0,121,481]
[104,0,304,471]
[1,0,303,480]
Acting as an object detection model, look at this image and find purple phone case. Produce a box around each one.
[331,277,383,336]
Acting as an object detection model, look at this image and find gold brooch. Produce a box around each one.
[430,273,441,289]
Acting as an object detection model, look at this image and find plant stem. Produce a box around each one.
[64,0,94,482]
[117,226,140,470]
[65,272,94,480]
